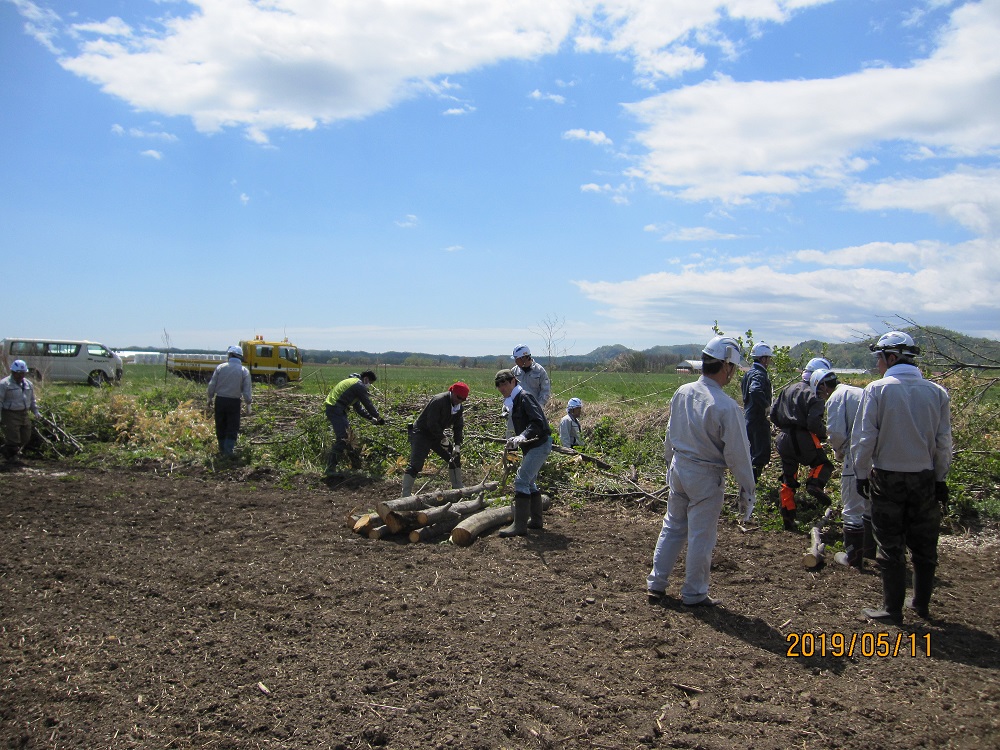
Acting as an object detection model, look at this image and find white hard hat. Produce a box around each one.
[512,345,531,359]
[702,336,744,366]
[10,359,28,373]
[805,357,832,372]
[227,346,243,358]
[870,331,920,357]
[751,342,773,358]
[809,368,838,394]
[567,397,583,411]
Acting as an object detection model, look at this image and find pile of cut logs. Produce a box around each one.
[350,480,551,547]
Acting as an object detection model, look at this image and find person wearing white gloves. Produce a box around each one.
[647,336,756,607]
[206,345,253,457]
[494,369,552,537]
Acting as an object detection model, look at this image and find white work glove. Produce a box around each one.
[500,405,510,418]
[205,399,214,415]
[505,435,526,451]
[449,445,461,465]
[244,404,253,416]
[738,489,756,524]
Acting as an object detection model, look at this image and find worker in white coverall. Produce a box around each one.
[824,375,873,569]
[646,336,756,608]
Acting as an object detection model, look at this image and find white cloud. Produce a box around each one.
[563,128,613,146]
[624,0,1000,203]
[443,105,475,116]
[140,149,162,159]
[445,245,464,252]
[9,0,62,54]
[572,0,831,85]
[580,181,630,204]
[240,193,250,205]
[644,224,743,241]
[71,16,132,38]
[846,167,1000,237]
[573,236,1000,344]
[395,214,420,228]
[529,89,566,104]
[112,123,178,142]
[50,0,581,142]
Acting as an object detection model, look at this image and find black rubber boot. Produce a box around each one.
[907,561,935,619]
[863,564,906,625]
[527,491,544,530]
[862,517,877,560]
[324,445,344,478]
[834,529,865,569]
[806,481,833,507]
[780,507,797,531]
[498,494,531,538]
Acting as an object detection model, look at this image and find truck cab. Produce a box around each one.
[242,337,301,386]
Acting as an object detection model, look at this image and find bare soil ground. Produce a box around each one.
[1,463,998,750]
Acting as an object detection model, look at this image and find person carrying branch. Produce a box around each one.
[401,382,469,497]
[768,356,835,530]
[323,370,385,480]
[1,360,41,463]
[852,331,952,624]
[646,336,756,608]
[494,369,552,537]
[206,345,253,457]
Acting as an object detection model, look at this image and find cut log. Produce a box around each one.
[451,494,552,547]
[352,513,380,535]
[802,506,837,569]
[367,524,391,540]
[417,496,485,525]
[383,509,422,535]
[409,521,459,543]
[376,481,498,521]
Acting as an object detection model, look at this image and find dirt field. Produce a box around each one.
[2,463,998,750]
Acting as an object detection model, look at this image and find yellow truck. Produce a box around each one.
[166,337,302,386]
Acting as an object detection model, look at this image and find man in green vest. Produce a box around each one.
[323,370,385,479]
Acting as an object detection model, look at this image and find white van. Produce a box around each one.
[1,338,123,385]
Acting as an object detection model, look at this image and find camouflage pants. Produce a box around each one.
[870,468,940,570]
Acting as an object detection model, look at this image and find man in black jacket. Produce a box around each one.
[401,382,469,497]
[494,369,552,537]
[768,358,835,530]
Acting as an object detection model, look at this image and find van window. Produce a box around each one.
[46,343,81,357]
[9,341,44,356]
[279,346,298,362]
[87,344,112,358]
[256,346,273,358]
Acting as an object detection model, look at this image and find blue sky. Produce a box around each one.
[3,0,999,356]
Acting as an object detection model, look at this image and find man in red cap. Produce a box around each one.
[400,382,469,496]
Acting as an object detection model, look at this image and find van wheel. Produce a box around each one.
[271,373,289,387]
[88,370,110,387]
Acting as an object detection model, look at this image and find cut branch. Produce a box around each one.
[450,494,552,547]
[802,506,837,569]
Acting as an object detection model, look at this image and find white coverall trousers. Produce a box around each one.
[838,452,871,531]
[647,457,725,605]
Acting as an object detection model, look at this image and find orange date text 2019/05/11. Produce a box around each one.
[785,631,932,658]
